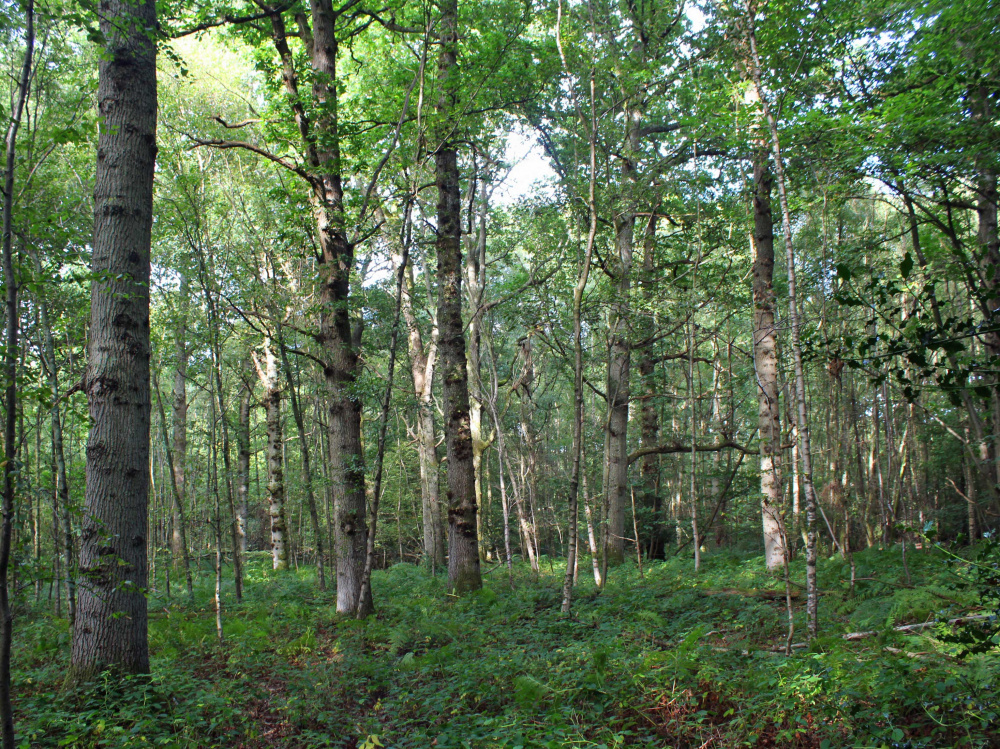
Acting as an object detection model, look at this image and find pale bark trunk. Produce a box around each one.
[259,340,288,571]
[171,273,189,567]
[964,426,978,541]
[517,337,540,573]
[209,394,224,643]
[637,215,661,557]
[465,185,489,560]
[237,381,252,554]
[71,0,155,678]
[604,251,632,566]
[973,85,1000,488]
[395,242,443,568]
[582,471,602,586]
[356,235,409,616]
[687,319,700,572]
[744,8,819,638]
[436,0,481,594]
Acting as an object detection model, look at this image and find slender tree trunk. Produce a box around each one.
[0,2,32,738]
[465,183,490,560]
[744,7,820,638]
[637,213,661,557]
[973,87,1000,491]
[278,327,326,590]
[195,243,244,601]
[750,152,785,571]
[31,249,75,624]
[395,233,443,568]
[964,425,978,541]
[687,319,700,572]
[561,59,598,612]
[517,336,541,573]
[435,0,481,594]
[237,381,252,554]
[582,470,602,586]
[209,394,224,643]
[171,273,189,567]
[356,224,409,617]
[151,369,194,599]
[257,339,288,571]
[71,0,155,679]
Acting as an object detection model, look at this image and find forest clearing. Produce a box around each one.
[0,0,998,745]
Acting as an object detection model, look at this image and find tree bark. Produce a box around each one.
[257,339,288,571]
[170,273,189,568]
[71,0,156,678]
[435,0,482,594]
[751,152,785,571]
[0,1,32,738]
[237,379,253,554]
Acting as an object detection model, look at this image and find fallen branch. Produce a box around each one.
[702,588,800,600]
[842,614,990,641]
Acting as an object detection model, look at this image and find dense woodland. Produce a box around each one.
[0,0,998,745]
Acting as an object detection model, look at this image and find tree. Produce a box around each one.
[71,0,156,678]
[0,0,33,740]
[435,0,482,594]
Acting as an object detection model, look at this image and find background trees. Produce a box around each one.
[0,0,999,741]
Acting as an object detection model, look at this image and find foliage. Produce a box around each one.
[14,552,1000,748]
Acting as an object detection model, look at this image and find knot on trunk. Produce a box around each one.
[448,505,477,537]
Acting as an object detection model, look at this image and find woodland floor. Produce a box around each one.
[13,545,1000,748]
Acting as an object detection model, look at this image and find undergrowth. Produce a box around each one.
[13,546,999,748]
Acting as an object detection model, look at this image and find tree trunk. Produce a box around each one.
[744,7,820,638]
[465,182,490,560]
[307,0,368,614]
[264,1,369,612]
[151,368,193,598]
[395,235,443,568]
[194,239,244,601]
[516,336,541,573]
[171,273,189,568]
[637,214,661,558]
[604,273,632,566]
[0,1,32,738]
[237,380,252,554]
[71,0,155,679]
[258,339,288,571]
[751,153,785,570]
[562,70,598,612]
[30,248,75,624]
[278,327,326,590]
[435,0,481,594]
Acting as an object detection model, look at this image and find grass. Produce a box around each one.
[12,545,1000,748]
